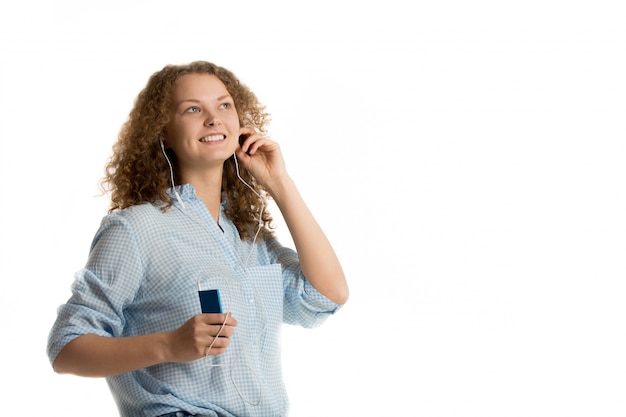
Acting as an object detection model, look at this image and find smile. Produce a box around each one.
[199,135,226,143]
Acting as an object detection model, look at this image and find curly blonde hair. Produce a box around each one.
[101,61,274,240]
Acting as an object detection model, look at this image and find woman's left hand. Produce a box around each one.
[236,127,289,190]
[237,131,348,305]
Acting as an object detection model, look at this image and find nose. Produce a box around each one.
[204,113,221,127]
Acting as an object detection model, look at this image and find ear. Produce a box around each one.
[160,128,168,144]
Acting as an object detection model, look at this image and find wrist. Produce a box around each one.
[153,331,173,363]
[264,175,296,201]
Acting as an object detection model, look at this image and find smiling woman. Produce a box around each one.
[46,60,348,417]
[165,75,240,174]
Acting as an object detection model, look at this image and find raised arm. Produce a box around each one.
[237,132,349,305]
[268,176,349,304]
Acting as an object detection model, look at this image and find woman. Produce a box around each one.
[47,61,348,417]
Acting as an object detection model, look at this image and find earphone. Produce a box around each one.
[204,311,231,358]
[159,137,186,209]
[159,137,263,246]
[204,307,266,406]
[160,140,268,406]
[202,152,266,406]
[232,152,265,268]
[200,266,267,407]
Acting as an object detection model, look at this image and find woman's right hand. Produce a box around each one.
[166,313,238,362]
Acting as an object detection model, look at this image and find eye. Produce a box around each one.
[186,106,201,113]
[219,102,232,110]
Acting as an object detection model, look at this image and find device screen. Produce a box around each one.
[199,289,222,313]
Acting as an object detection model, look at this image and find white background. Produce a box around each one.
[1,1,625,416]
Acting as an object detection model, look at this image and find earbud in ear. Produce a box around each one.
[239,134,251,155]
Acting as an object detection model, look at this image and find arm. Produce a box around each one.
[237,132,349,305]
[53,313,237,377]
[269,176,349,304]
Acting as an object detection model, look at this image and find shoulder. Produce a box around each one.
[106,202,168,224]
[96,203,172,239]
[262,234,299,265]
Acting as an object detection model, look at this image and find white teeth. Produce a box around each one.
[199,135,225,142]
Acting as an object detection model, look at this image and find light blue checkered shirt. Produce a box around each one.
[47,184,341,417]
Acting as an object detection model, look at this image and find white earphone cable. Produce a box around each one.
[159,138,186,210]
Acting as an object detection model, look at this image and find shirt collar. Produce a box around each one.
[167,184,228,209]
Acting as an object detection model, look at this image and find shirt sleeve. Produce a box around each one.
[264,236,342,328]
[46,213,145,364]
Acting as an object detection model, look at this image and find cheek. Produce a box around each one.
[228,116,242,134]
[165,118,194,141]
[163,120,179,139]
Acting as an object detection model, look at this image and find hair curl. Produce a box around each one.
[101,61,274,240]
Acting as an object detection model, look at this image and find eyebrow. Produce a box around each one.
[175,95,233,108]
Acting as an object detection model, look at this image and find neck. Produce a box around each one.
[181,167,223,223]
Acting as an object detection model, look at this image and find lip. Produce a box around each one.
[198,133,227,143]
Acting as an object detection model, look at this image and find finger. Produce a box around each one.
[204,335,232,356]
[223,312,238,327]
[238,128,259,152]
[247,138,276,156]
[200,313,238,326]
[239,128,273,155]
[210,324,235,338]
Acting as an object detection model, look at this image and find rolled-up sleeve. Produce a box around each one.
[265,236,342,328]
[47,213,144,365]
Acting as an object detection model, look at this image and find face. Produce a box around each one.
[164,73,241,178]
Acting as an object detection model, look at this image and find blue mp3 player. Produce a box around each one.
[199,289,222,314]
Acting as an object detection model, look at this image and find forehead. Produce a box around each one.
[172,73,230,100]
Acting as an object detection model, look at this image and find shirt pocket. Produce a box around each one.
[244,263,284,327]
[195,267,244,314]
